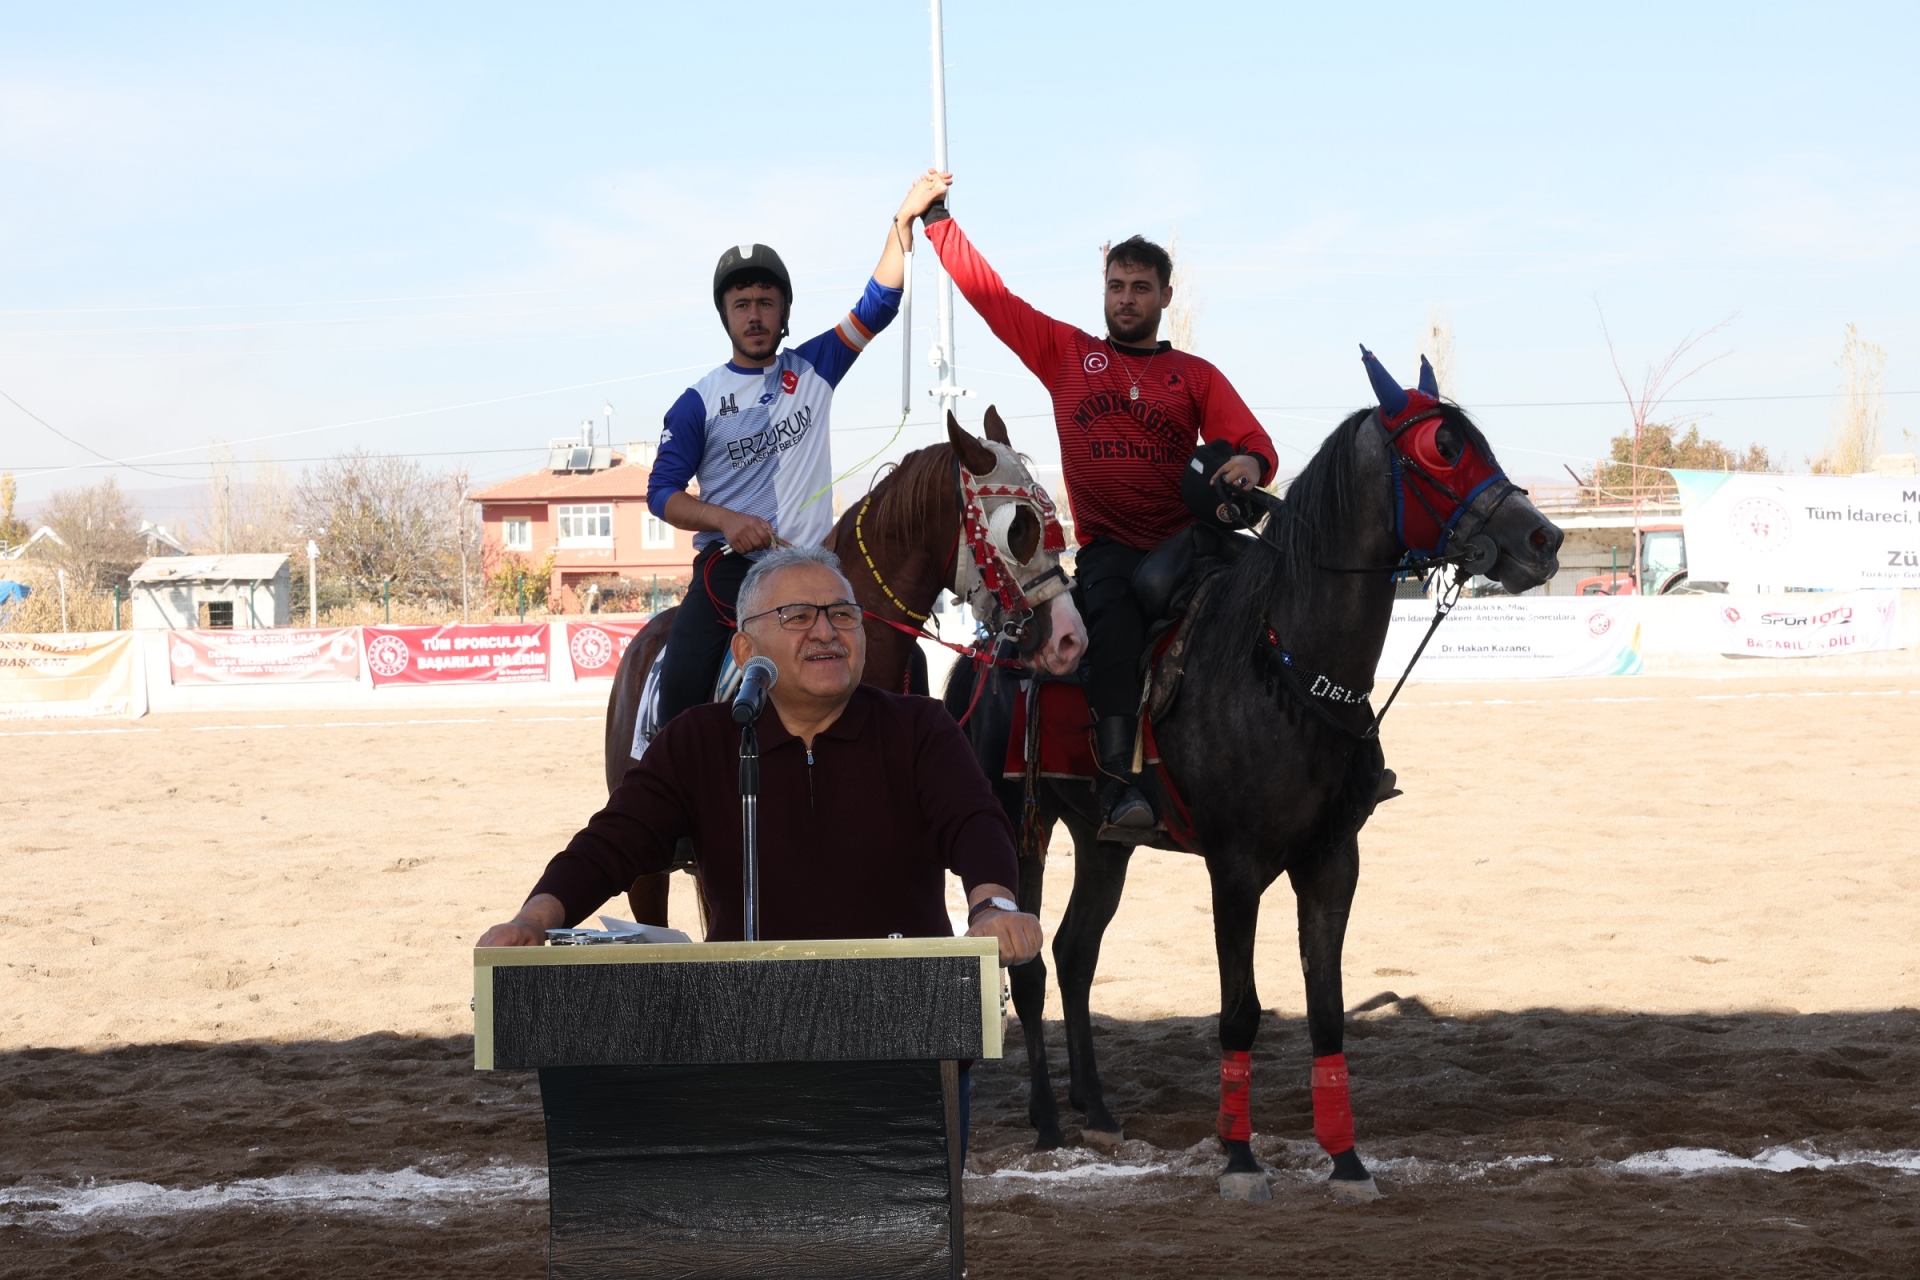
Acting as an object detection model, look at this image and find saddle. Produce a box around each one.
[1133,522,1249,725]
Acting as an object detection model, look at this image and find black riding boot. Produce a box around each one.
[1095,715,1156,832]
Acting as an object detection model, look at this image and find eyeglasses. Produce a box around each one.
[739,601,865,632]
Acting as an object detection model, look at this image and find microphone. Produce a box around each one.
[731,656,779,725]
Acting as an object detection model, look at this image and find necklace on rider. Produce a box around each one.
[1111,341,1156,401]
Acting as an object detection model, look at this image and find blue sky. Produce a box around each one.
[3,1,1916,513]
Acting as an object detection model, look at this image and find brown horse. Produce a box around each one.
[602,408,1087,924]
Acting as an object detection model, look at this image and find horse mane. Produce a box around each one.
[846,442,956,552]
[1219,401,1503,641]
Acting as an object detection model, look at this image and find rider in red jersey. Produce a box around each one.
[918,175,1277,835]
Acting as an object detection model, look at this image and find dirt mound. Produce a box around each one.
[3,1012,1915,1278]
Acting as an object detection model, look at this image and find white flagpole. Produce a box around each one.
[929,0,968,412]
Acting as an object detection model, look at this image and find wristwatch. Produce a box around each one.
[968,895,1020,923]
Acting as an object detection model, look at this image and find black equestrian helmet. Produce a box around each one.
[1183,439,1251,532]
[712,244,793,313]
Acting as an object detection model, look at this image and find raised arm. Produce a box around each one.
[918,185,1074,387]
[874,168,951,289]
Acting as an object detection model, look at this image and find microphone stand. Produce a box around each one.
[738,720,760,942]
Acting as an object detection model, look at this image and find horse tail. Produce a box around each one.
[603,609,675,795]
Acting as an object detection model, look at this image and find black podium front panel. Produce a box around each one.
[541,1061,952,1280]
[474,939,1003,1071]
[474,939,997,1279]
[493,956,982,1068]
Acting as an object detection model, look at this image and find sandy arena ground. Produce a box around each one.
[2,673,1917,1276]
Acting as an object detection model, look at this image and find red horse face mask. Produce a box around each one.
[1361,348,1512,559]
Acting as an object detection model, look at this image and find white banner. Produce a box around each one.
[1674,470,1920,589]
[1716,590,1903,658]
[0,632,145,718]
[1377,596,1643,681]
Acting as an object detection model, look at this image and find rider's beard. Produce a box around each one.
[734,327,777,360]
[1105,303,1161,347]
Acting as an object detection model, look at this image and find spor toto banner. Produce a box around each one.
[168,627,360,684]
[1717,590,1903,658]
[1674,470,1920,589]
[566,620,648,679]
[363,623,549,686]
[1374,596,1643,681]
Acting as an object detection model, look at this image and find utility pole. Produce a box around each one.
[456,494,470,623]
[306,539,319,626]
[928,0,969,414]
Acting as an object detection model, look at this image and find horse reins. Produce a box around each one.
[1243,407,1515,741]
[852,455,1044,714]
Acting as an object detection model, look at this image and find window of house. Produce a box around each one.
[642,512,674,549]
[556,503,614,548]
[503,518,532,552]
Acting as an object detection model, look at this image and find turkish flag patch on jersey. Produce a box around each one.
[781,370,799,394]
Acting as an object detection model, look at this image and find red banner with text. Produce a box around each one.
[168,628,361,685]
[363,623,549,686]
[565,619,650,679]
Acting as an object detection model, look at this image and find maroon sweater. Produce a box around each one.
[531,686,1019,941]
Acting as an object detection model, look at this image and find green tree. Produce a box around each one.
[0,473,29,549]
[1584,424,1775,500]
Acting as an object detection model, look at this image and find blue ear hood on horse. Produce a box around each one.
[1358,345,1439,429]
[1359,346,1408,418]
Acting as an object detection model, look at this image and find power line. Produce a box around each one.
[1253,390,1920,413]
[0,388,183,479]
[11,363,709,482]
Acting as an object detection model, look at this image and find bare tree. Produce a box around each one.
[1597,306,1735,522]
[1165,230,1202,353]
[189,441,294,554]
[1418,308,1456,400]
[292,451,470,605]
[34,477,147,591]
[1812,324,1886,475]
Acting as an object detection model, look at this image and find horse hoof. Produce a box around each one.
[1328,1176,1384,1203]
[1081,1127,1124,1149]
[1218,1171,1272,1202]
[1034,1130,1064,1152]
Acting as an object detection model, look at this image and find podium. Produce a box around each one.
[475,937,1002,1280]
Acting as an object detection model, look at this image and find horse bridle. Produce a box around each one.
[1374,407,1524,577]
[857,453,1071,647]
[1221,409,1523,578]
[951,455,1071,645]
[1235,408,1526,741]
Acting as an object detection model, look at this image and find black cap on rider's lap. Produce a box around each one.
[1183,439,1248,532]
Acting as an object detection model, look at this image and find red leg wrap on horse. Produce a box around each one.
[1311,1053,1355,1155]
[1216,1051,1252,1143]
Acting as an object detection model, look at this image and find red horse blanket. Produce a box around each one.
[1002,680,1196,850]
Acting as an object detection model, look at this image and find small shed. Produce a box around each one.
[130,554,291,630]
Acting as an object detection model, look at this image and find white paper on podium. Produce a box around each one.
[595,916,693,944]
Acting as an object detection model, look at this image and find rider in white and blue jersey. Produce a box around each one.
[646,172,951,728]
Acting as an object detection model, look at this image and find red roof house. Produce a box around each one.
[470,441,696,612]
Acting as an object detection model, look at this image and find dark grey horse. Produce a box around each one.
[948,356,1564,1200]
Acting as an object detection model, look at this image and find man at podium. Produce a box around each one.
[478,545,1042,965]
